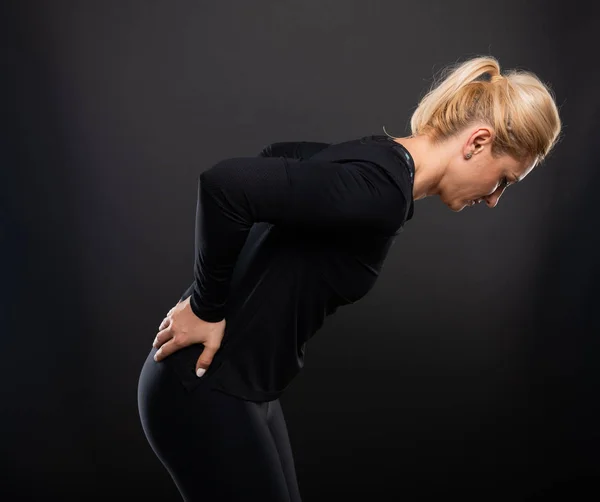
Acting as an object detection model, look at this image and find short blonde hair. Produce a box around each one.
[385,55,562,166]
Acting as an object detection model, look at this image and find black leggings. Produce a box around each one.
[137,346,303,502]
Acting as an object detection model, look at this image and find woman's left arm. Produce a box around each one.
[171,141,331,307]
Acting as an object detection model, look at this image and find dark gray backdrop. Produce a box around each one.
[3,0,599,500]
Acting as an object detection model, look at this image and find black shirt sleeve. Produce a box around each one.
[178,141,331,305]
[178,281,195,304]
[258,141,331,160]
[188,153,406,323]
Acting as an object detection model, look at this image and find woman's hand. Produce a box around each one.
[153,296,226,377]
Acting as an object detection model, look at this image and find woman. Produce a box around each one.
[137,55,561,501]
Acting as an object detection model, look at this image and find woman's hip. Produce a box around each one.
[136,346,271,430]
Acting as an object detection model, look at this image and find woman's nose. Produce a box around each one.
[485,195,499,208]
[485,187,506,208]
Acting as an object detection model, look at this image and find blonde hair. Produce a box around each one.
[383,55,562,166]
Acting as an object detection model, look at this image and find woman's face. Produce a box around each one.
[441,149,536,212]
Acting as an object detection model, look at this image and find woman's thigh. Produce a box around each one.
[265,398,303,502]
[137,347,300,502]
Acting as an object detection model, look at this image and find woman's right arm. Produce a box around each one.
[258,141,331,160]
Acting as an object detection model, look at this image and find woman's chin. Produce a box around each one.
[447,199,468,212]
[441,193,472,212]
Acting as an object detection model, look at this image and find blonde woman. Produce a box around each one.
[137,55,562,502]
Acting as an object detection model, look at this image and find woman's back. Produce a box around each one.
[163,135,416,401]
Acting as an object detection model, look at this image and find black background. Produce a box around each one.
[3,0,599,500]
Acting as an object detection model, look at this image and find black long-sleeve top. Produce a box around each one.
[162,134,415,401]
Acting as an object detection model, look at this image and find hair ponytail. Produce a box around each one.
[384,55,562,165]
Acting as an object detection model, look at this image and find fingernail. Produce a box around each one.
[196,368,206,377]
